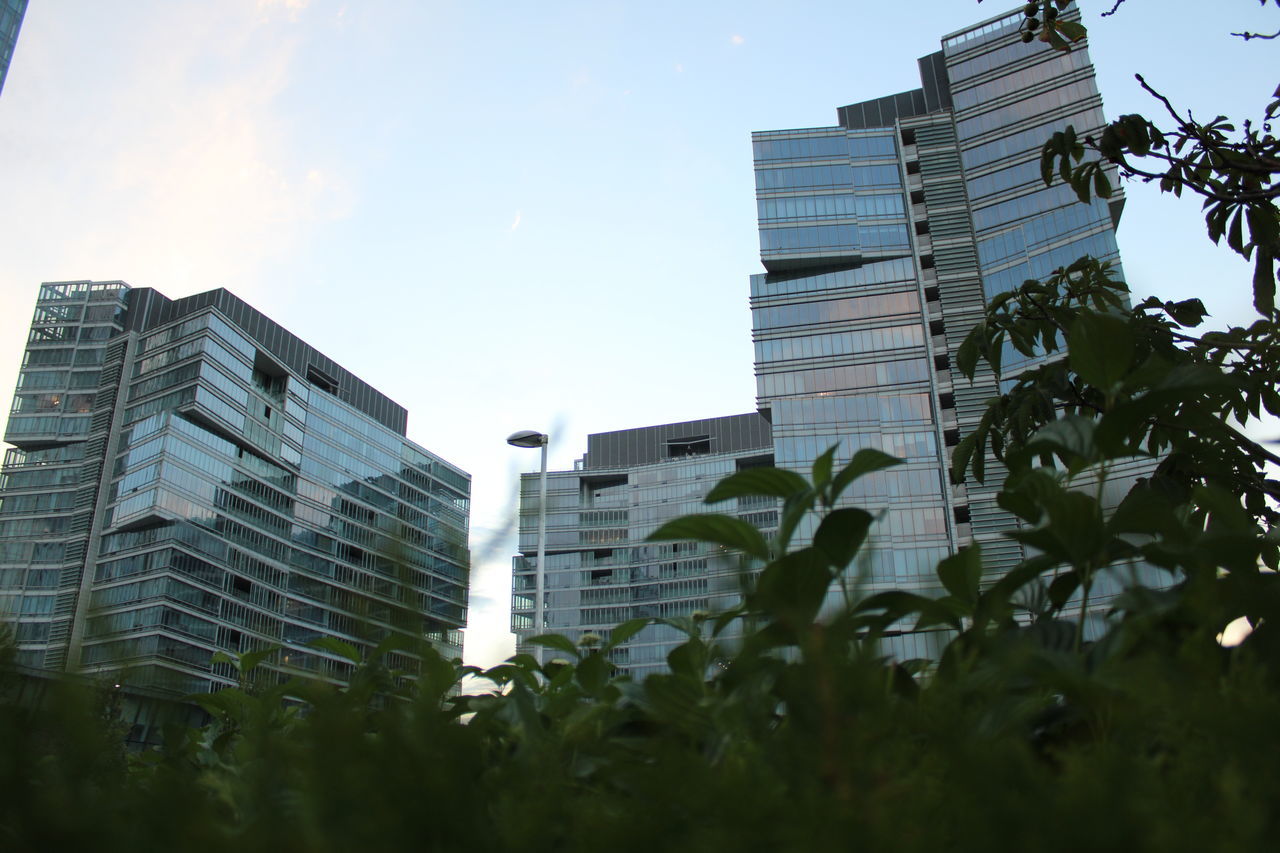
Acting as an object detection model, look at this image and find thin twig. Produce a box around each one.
[1232,29,1280,41]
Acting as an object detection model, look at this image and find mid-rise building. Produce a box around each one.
[514,4,1152,667]
[512,414,772,677]
[0,0,27,97]
[1,281,470,694]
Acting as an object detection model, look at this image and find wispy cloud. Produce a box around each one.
[0,2,349,298]
[509,211,523,231]
[674,62,684,73]
[255,0,311,24]
[730,34,745,45]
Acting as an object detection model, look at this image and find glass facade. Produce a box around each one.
[750,123,953,657]
[0,0,26,97]
[511,415,773,679]
[512,4,1158,668]
[0,281,469,695]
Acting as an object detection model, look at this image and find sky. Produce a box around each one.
[0,0,1274,669]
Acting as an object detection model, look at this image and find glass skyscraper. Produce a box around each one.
[0,0,27,97]
[751,6,1126,602]
[1,281,470,695]
[514,5,1148,668]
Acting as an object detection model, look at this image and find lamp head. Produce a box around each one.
[506,429,548,448]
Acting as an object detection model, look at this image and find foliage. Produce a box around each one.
[4,435,1280,850]
[1031,1,1280,312]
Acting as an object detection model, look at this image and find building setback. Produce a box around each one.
[0,281,470,695]
[513,5,1153,670]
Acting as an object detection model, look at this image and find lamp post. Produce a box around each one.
[507,430,548,659]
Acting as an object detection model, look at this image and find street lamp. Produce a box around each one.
[507,430,549,659]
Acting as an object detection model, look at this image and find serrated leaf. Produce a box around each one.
[650,514,771,560]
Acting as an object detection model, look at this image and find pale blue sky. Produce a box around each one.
[0,1,1273,666]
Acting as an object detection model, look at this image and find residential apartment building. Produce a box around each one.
[1,281,470,695]
[515,4,1151,668]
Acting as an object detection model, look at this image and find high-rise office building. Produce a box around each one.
[514,5,1149,667]
[1,281,470,695]
[752,5,1128,606]
[0,0,27,97]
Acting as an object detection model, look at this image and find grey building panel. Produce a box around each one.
[917,51,954,113]
[585,413,772,469]
[838,88,928,130]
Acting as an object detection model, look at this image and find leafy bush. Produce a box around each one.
[4,427,1280,851]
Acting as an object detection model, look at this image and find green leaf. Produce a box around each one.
[602,617,650,651]
[1092,163,1112,199]
[643,673,706,728]
[812,508,874,570]
[936,546,982,609]
[309,636,362,665]
[649,514,771,561]
[704,467,808,504]
[753,547,833,628]
[1041,137,1059,187]
[1108,484,1179,538]
[574,652,611,695]
[666,639,707,680]
[956,326,982,379]
[1252,246,1275,315]
[528,633,581,660]
[189,688,254,720]
[1047,572,1081,609]
[1228,205,1245,255]
[238,646,278,676]
[1024,415,1097,472]
[1164,298,1207,327]
[812,444,838,494]
[829,448,903,502]
[1054,19,1087,43]
[1067,311,1134,390]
